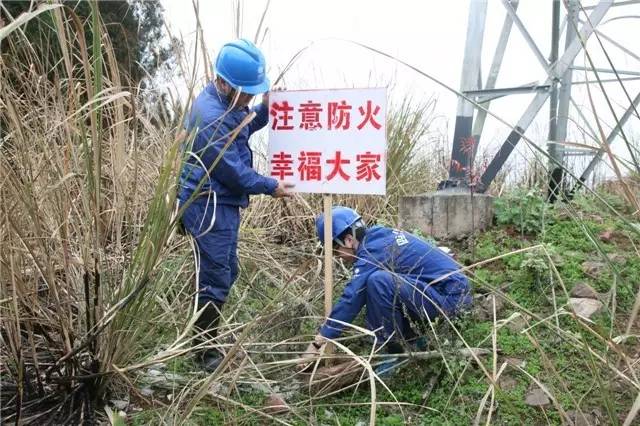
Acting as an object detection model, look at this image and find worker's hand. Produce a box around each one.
[297,336,326,371]
[262,86,286,107]
[272,181,295,198]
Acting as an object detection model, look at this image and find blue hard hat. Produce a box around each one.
[315,206,363,245]
[215,39,270,95]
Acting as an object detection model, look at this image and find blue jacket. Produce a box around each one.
[178,83,278,208]
[320,226,470,339]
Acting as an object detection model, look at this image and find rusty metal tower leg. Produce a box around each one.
[548,0,577,202]
[439,0,487,190]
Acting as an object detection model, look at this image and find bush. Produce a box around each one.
[494,189,550,235]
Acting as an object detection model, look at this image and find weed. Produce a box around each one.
[494,189,551,235]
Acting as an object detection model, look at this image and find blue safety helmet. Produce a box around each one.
[215,39,270,95]
[315,206,364,246]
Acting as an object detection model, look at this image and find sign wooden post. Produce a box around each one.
[323,194,334,362]
[323,195,333,317]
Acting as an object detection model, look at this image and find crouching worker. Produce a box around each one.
[300,206,472,374]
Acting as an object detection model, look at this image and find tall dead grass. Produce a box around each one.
[0,3,186,423]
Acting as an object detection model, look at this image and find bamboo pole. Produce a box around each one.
[323,195,334,362]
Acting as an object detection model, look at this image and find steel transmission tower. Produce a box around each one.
[439,0,640,200]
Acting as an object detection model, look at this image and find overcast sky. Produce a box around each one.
[161,0,640,181]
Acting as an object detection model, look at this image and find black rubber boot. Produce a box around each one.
[194,299,225,372]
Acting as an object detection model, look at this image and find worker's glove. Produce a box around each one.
[273,181,295,198]
[438,246,455,258]
[262,86,286,107]
[297,335,325,371]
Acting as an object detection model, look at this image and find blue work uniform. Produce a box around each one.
[178,83,278,304]
[319,226,472,343]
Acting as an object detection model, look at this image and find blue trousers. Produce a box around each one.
[365,270,472,343]
[181,197,240,305]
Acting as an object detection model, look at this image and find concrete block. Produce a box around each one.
[399,190,494,239]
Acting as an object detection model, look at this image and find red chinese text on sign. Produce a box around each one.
[299,100,323,130]
[328,100,352,130]
[270,101,294,130]
[356,100,382,130]
[298,151,322,181]
[270,151,293,180]
[326,151,351,181]
[356,152,382,181]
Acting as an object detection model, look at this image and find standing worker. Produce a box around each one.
[179,39,293,371]
[302,206,471,373]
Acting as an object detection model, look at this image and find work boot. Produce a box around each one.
[388,335,428,353]
[199,348,224,372]
[373,340,404,377]
[374,336,428,377]
[194,299,225,372]
[374,356,403,377]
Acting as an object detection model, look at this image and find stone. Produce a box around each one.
[139,387,154,397]
[581,261,606,277]
[498,375,518,391]
[504,357,525,368]
[607,253,626,265]
[474,294,506,321]
[109,399,128,410]
[568,298,604,319]
[610,378,627,393]
[473,305,490,321]
[525,388,551,407]
[264,393,290,415]
[483,294,505,312]
[599,229,613,242]
[567,409,602,426]
[506,314,530,333]
[570,283,599,300]
[399,190,494,239]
